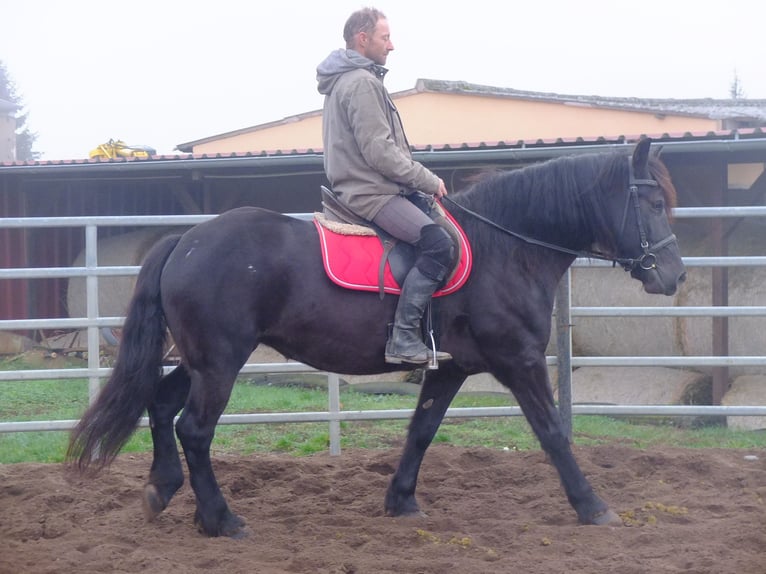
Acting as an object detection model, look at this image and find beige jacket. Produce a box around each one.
[316,49,440,220]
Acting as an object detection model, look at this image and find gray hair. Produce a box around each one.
[343,7,386,48]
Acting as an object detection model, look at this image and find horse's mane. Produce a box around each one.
[451,150,676,257]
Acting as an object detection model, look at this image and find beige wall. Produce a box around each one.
[396,93,717,144]
[189,92,719,154]
[192,113,324,155]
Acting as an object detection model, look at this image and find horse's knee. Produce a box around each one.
[541,428,570,453]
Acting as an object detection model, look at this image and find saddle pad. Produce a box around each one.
[314,207,472,297]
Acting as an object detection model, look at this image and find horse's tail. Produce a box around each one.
[67,234,182,472]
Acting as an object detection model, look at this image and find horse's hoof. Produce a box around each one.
[221,515,248,539]
[142,484,166,522]
[227,525,250,540]
[591,508,622,526]
[195,512,247,538]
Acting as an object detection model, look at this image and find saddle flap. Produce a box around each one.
[314,200,473,298]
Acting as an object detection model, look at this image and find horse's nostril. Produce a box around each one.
[678,271,687,284]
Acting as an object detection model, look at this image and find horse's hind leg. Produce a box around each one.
[502,357,620,525]
[385,364,466,516]
[143,365,191,521]
[175,364,245,538]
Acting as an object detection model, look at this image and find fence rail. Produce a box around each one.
[1,206,764,452]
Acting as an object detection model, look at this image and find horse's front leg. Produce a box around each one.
[501,355,621,525]
[385,364,467,517]
[143,365,190,521]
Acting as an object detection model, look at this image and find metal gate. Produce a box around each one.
[1,207,765,454]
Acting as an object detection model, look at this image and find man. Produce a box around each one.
[316,7,454,366]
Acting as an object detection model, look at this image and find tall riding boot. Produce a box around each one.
[385,267,452,365]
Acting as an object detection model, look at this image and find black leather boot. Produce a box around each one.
[385,267,452,365]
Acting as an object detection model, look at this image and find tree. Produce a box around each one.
[729,70,746,100]
[0,60,40,160]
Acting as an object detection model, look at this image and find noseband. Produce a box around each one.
[442,157,678,272]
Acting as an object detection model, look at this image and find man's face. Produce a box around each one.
[360,18,394,65]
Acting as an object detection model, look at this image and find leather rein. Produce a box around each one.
[442,158,677,273]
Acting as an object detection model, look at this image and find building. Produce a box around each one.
[176,79,766,155]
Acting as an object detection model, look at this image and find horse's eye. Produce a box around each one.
[652,199,665,212]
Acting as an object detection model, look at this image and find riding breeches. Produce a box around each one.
[372,195,455,282]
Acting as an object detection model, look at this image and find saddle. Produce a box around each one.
[315,186,472,298]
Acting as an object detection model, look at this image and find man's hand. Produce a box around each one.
[434,178,448,199]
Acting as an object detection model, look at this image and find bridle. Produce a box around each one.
[441,157,678,272]
[618,158,678,271]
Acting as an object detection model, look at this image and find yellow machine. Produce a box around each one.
[89,139,157,159]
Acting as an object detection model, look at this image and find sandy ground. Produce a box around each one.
[1,444,765,574]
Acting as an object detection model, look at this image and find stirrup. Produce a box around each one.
[427,329,445,370]
[425,303,452,369]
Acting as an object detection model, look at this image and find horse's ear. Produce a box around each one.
[632,137,652,171]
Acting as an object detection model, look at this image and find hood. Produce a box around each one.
[316,49,387,95]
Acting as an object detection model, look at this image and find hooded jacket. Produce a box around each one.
[316,49,440,221]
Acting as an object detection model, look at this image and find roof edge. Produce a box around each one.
[415,78,766,106]
[4,127,766,172]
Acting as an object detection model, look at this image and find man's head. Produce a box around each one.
[343,7,394,66]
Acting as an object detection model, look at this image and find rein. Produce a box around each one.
[442,158,677,272]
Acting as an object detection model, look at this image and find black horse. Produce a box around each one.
[68,139,686,537]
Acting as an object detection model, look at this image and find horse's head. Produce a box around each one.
[610,139,686,295]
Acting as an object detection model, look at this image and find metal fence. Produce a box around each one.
[1,207,765,454]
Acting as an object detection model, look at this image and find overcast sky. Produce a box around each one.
[2,0,765,160]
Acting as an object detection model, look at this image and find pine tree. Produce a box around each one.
[0,61,40,160]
